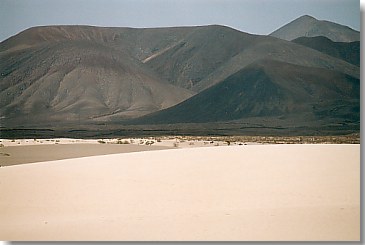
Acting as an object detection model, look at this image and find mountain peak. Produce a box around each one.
[297,15,317,21]
[270,15,359,42]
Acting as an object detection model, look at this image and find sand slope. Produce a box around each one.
[0,144,171,166]
[0,144,359,241]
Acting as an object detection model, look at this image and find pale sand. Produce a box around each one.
[0,144,359,241]
[0,144,171,166]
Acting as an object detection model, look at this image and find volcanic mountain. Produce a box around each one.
[0,26,195,126]
[270,15,360,42]
[0,19,360,135]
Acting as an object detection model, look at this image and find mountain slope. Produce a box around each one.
[139,24,359,93]
[292,36,360,66]
[131,59,359,124]
[270,15,360,42]
[3,24,359,95]
[145,25,257,89]
[193,36,359,92]
[0,39,194,126]
[0,25,201,66]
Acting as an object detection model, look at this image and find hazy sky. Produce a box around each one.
[0,0,360,41]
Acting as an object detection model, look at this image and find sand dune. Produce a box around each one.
[0,144,359,241]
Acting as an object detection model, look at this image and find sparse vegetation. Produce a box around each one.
[0,133,359,150]
[160,134,359,144]
[145,141,155,146]
[116,140,130,144]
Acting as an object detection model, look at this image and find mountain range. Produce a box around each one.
[0,15,360,136]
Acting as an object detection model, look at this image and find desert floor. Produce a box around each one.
[0,143,171,166]
[0,137,239,166]
[0,141,360,241]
